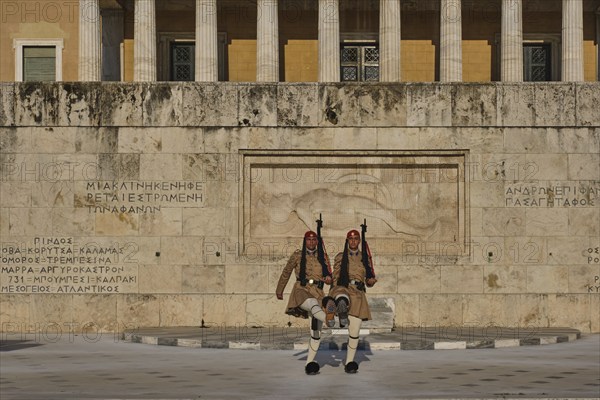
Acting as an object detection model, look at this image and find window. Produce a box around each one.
[524,44,551,82]
[171,42,195,81]
[341,44,380,82]
[13,39,63,81]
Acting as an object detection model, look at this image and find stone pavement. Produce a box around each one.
[0,329,598,400]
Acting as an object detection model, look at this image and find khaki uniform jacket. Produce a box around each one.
[276,249,329,319]
[329,251,372,321]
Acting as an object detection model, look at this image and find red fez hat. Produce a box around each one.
[346,229,360,239]
[304,231,317,238]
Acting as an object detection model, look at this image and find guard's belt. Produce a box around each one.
[298,278,325,289]
[350,279,366,291]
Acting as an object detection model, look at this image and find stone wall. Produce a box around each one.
[0,82,599,335]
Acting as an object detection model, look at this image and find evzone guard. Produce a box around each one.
[275,215,337,375]
[329,220,377,373]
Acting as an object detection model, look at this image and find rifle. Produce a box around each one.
[316,213,331,277]
[360,218,375,279]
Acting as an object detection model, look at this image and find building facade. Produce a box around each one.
[0,1,599,336]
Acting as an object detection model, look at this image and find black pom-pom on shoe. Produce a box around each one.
[305,361,320,375]
[344,361,358,373]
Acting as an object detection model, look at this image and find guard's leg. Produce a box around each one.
[322,296,336,328]
[334,295,350,328]
[344,315,361,373]
[299,298,326,323]
[305,317,323,375]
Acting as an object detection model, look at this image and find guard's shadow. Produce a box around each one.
[294,340,374,369]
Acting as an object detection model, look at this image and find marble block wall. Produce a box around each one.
[0,82,599,335]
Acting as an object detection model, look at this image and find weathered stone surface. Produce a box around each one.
[576,83,600,126]
[462,294,520,326]
[15,83,59,126]
[0,294,29,326]
[97,153,140,180]
[0,127,28,153]
[59,83,101,126]
[483,265,527,293]
[526,265,569,293]
[497,84,535,127]
[419,294,463,325]
[139,154,182,180]
[158,294,203,326]
[359,84,407,126]
[398,265,441,294]
[567,265,600,293]
[139,265,182,294]
[161,128,204,154]
[238,84,277,127]
[203,294,246,326]
[182,265,224,293]
[318,84,361,126]
[441,265,483,293]
[0,182,31,206]
[407,84,452,126]
[534,84,576,126]
[363,297,395,329]
[72,294,118,332]
[568,153,599,180]
[482,208,526,236]
[182,83,238,127]
[142,83,183,126]
[547,294,591,332]
[100,83,143,126]
[452,84,497,126]
[139,208,183,236]
[277,84,319,126]
[117,294,160,327]
[8,208,52,236]
[75,127,118,153]
[0,83,15,127]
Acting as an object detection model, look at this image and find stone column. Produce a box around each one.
[101,9,124,81]
[78,0,101,81]
[319,0,340,82]
[501,0,523,82]
[134,0,157,81]
[562,0,584,81]
[196,0,218,81]
[440,0,462,81]
[379,0,401,82]
[257,0,279,81]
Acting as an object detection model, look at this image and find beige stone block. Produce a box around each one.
[502,236,547,266]
[0,182,31,207]
[225,264,269,294]
[203,180,238,208]
[203,294,246,326]
[397,265,440,294]
[139,208,182,236]
[452,84,497,127]
[118,128,162,153]
[0,207,8,237]
[58,83,101,127]
[1,127,30,153]
[97,153,140,180]
[277,84,319,127]
[182,265,224,293]
[591,294,599,333]
[247,294,290,326]
[569,208,600,236]
[547,236,595,266]
[248,127,292,149]
[441,266,483,294]
[470,207,483,237]
[568,154,599,180]
[546,128,592,154]
[479,153,528,182]
[462,294,520,327]
[51,208,95,235]
[525,208,569,237]
[158,294,203,326]
[160,237,204,266]
[8,208,52,236]
[418,294,463,325]
[75,127,118,154]
[331,128,377,150]
[72,294,118,332]
[576,83,600,126]
[470,236,506,265]
[117,294,160,328]
[518,294,550,328]
[534,84,576,126]
[100,84,143,126]
[203,127,249,154]
[376,128,419,149]
[503,128,549,153]
[287,127,335,150]
[30,294,72,327]
[526,265,569,293]
[483,265,527,293]
[547,294,591,332]
[161,128,204,154]
[568,265,600,293]
[318,84,361,127]
[407,84,452,127]
[0,294,30,328]
[50,153,98,181]
[139,154,182,180]
[497,84,535,126]
[95,213,139,236]
[460,128,505,153]
[31,181,75,208]
[367,264,397,294]
[394,294,420,326]
[142,83,183,127]
[482,208,526,236]
[138,265,181,294]
[525,154,568,181]
[470,181,505,207]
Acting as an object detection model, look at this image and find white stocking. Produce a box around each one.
[345,315,362,365]
[300,298,326,323]
[306,319,323,364]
